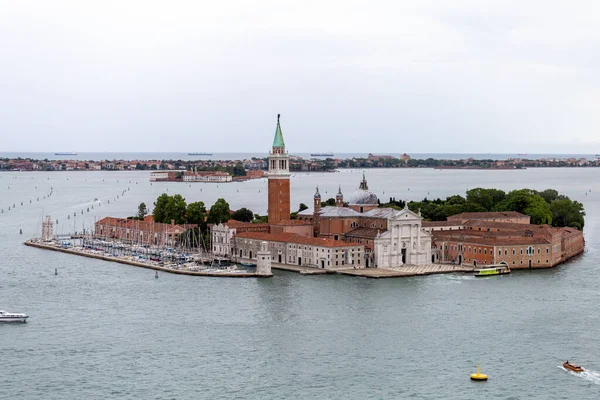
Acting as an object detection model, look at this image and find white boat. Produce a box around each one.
[0,310,29,323]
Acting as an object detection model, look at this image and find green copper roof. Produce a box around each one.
[272,114,285,148]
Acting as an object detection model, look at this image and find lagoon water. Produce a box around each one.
[2,168,600,399]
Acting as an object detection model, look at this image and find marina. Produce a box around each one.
[24,238,272,278]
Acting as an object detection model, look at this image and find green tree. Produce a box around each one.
[135,202,148,220]
[153,193,170,223]
[550,199,585,230]
[208,198,231,224]
[232,207,254,222]
[538,189,559,204]
[461,202,488,213]
[466,188,506,211]
[495,189,552,224]
[445,195,466,205]
[322,198,336,207]
[523,195,552,225]
[164,194,187,224]
[298,203,308,212]
[232,162,246,177]
[253,214,268,223]
[186,201,207,225]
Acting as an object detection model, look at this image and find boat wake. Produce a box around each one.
[444,275,474,282]
[559,366,600,385]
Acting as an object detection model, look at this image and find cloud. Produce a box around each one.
[0,0,599,153]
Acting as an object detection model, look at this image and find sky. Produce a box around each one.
[1,1,600,154]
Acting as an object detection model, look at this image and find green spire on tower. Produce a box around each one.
[272,114,285,148]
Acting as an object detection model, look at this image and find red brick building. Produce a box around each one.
[429,218,584,268]
[95,216,194,246]
[447,211,530,224]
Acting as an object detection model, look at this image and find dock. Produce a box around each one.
[271,263,329,275]
[24,240,272,278]
[337,264,474,278]
[274,262,473,278]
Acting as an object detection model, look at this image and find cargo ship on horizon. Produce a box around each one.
[188,152,212,156]
[310,152,334,157]
[54,152,78,156]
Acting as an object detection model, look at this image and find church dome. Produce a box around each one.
[348,189,378,205]
[348,173,378,205]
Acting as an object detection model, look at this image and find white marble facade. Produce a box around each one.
[374,207,432,267]
[212,223,234,257]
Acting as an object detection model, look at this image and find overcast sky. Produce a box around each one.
[1,1,599,153]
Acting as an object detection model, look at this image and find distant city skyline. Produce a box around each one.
[1,1,599,153]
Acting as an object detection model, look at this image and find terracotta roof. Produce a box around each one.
[270,219,313,226]
[422,221,464,227]
[236,231,362,248]
[561,227,583,239]
[344,227,381,239]
[226,220,261,227]
[463,220,547,230]
[448,211,528,220]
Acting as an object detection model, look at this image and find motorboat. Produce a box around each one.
[240,261,257,267]
[563,361,584,373]
[0,310,29,323]
[474,262,510,277]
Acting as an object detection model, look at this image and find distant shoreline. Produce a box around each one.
[434,166,527,170]
[1,154,597,172]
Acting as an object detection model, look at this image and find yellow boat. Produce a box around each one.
[474,261,510,277]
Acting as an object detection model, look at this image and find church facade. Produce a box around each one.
[299,175,432,267]
[373,208,432,267]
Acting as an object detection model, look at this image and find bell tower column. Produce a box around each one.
[267,114,290,224]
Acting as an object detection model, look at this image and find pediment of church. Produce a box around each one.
[390,208,422,222]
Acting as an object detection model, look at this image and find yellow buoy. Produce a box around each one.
[470,364,488,381]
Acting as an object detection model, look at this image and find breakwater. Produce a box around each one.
[24,240,272,278]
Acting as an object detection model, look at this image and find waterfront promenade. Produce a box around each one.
[270,262,474,278]
[24,240,272,278]
[25,240,473,279]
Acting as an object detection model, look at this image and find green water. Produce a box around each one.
[2,168,599,399]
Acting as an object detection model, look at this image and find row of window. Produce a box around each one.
[446,244,551,256]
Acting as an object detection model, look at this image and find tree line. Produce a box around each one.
[402,188,585,230]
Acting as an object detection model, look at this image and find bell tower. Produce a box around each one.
[336,186,344,207]
[268,114,290,223]
[313,186,321,236]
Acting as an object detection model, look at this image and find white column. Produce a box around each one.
[416,224,421,264]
